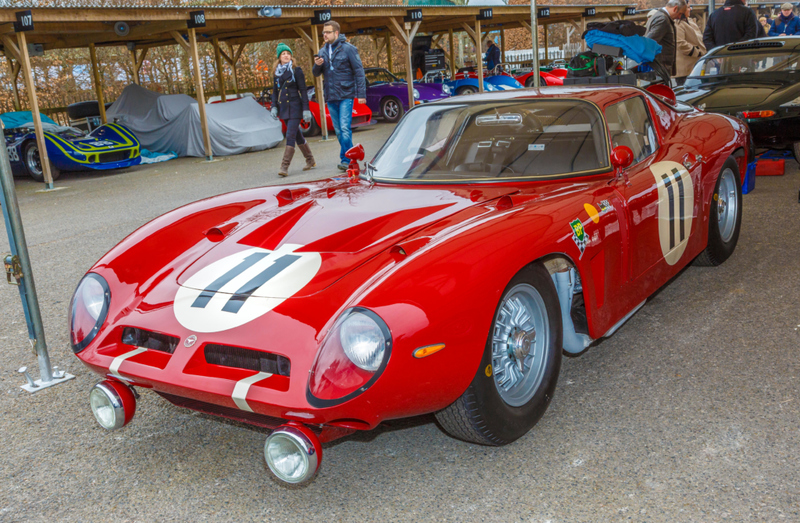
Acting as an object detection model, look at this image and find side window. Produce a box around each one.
[605,96,658,165]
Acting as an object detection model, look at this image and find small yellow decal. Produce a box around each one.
[713,193,719,201]
[413,344,446,359]
[584,203,600,224]
[485,364,493,377]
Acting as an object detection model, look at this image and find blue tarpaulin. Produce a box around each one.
[0,111,57,129]
[584,30,662,64]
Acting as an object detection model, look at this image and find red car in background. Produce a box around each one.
[257,87,372,137]
[71,85,749,486]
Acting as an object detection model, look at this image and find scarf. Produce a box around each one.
[780,12,795,23]
[275,60,294,88]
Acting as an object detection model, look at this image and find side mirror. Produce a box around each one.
[646,83,677,105]
[611,145,634,170]
[344,144,365,180]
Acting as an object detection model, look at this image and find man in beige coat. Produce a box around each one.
[676,7,706,78]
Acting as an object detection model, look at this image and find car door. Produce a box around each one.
[608,95,704,300]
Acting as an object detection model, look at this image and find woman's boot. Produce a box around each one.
[298,143,316,171]
[279,146,295,177]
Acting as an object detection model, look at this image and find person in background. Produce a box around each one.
[759,15,773,35]
[675,6,707,79]
[703,0,758,50]
[312,20,367,171]
[645,0,688,76]
[484,38,501,73]
[769,3,800,35]
[271,43,315,177]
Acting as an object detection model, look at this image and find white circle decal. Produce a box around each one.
[650,161,694,266]
[174,244,321,333]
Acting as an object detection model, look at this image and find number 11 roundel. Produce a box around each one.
[650,161,694,266]
[173,244,322,333]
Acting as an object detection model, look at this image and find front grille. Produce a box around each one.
[353,115,370,125]
[157,392,288,429]
[727,41,783,51]
[98,150,130,163]
[204,344,291,377]
[121,327,179,354]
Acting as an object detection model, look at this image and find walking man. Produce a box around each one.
[312,20,367,171]
[485,38,501,73]
[645,0,688,77]
[703,0,758,50]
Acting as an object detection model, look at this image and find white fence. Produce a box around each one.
[504,43,583,64]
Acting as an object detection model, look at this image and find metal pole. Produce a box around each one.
[708,0,715,16]
[530,0,541,88]
[0,122,73,392]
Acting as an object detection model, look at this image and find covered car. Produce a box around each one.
[71,86,749,485]
[1,111,140,182]
[364,67,451,123]
[676,37,800,161]
[106,84,283,157]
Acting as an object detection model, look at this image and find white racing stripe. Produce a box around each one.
[232,372,273,412]
[109,347,147,379]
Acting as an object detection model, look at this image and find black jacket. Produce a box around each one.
[311,35,367,103]
[485,43,501,71]
[645,8,677,75]
[703,0,758,50]
[272,65,310,120]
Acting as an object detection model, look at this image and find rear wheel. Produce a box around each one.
[524,75,547,88]
[792,142,800,165]
[380,97,404,123]
[694,157,742,266]
[300,116,321,137]
[22,141,61,183]
[435,263,562,445]
[456,85,477,96]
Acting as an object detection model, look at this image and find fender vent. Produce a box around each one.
[727,41,783,51]
[121,327,179,354]
[204,344,291,377]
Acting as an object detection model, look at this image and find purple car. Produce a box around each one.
[364,67,451,123]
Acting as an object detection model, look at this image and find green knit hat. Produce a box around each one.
[276,43,293,58]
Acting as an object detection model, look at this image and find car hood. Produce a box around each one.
[676,75,794,110]
[174,181,517,300]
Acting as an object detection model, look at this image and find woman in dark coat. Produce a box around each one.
[271,43,315,176]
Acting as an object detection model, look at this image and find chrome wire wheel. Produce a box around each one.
[491,283,549,407]
[717,167,738,243]
[25,143,42,177]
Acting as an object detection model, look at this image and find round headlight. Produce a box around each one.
[89,380,136,430]
[340,311,386,371]
[442,84,451,95]
[413,88,420,100]
[264,426,320,484]
[70,273,110,353]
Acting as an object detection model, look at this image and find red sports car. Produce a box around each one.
[71,85,749,484]
[258,87,372,137]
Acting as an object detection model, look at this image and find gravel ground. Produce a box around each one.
[0,123,798,523]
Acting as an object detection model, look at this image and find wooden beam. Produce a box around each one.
[500,27,506,64]
[3,51,21,111]
[406,20,421,103]
[171,30,190,52]
[129,48,139,84]
[89,43,107,124]
[387,17,409,46]
[386,33,393,73]
[187,27,213,160]
[461,22,478,44]
[449,27,455,78]
[475,19,483,93]
[16,31,54,187]
[519,20,532,33]
[294,26,313,51]
[311,26,329,140]
[543,24,548,64]
[212,38,226,102]
[136,47,149,73]
[2,34,21,62]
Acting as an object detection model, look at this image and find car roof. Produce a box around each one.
[708,36,800,56]
[448,85,646,109]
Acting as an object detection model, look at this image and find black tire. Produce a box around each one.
[694,157,742,266]
[792,142,800,165]
[67,101,102,119]
[525,75,548,88]
[300,116,321,137]
[380,96,404,123]
[456,86,477,96]
[22,141,61,183]
[435,263,562,445]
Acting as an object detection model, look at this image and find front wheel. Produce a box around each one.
[694,157,742,266]
[380,97,404,123]
[435,263,562,445]
[23,141,61,183]
[456,86,477,95]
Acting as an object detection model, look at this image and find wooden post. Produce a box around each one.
[386,34,394,73]
[500,27,506,64]
[187,28,213,160]
[543,24,549,64]
[129,48,139,84]
[3,52,21,111]
[475,19,484,93]
[89,43,107,124]
[582,18,587,51]
[212,38,226,102]
[388,18,420,109]
[219,43,245,95]
[311,26,329,141]
[15,31,54,187]
[449,27,456,78]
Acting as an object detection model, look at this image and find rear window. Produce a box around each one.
[689,52,800,77]
[369,100,610,182]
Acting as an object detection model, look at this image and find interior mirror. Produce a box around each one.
[611,145,634,170]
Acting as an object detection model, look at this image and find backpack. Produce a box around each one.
[568,52,604,77]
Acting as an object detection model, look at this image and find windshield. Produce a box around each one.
[370,100,610,182]
[366,69,402,85]
[689,52,800,77]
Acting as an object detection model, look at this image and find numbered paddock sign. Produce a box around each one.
[188,10,206,29]
[405,9,423,22]
[15,10,33,32]
[584,7,597,17]
[538,7,551,18]
[477,8,493,21]
[313,10,332,25]
[625,7,637,16]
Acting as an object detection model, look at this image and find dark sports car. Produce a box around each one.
[1,111,141,182]
[676,37,800,161]
[364,67,451,123]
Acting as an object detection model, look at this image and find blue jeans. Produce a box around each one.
[326,98,354,164]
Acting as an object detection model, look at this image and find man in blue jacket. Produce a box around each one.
[769,3,800,36]
[484,38,501,73]
[312,20,367,171]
